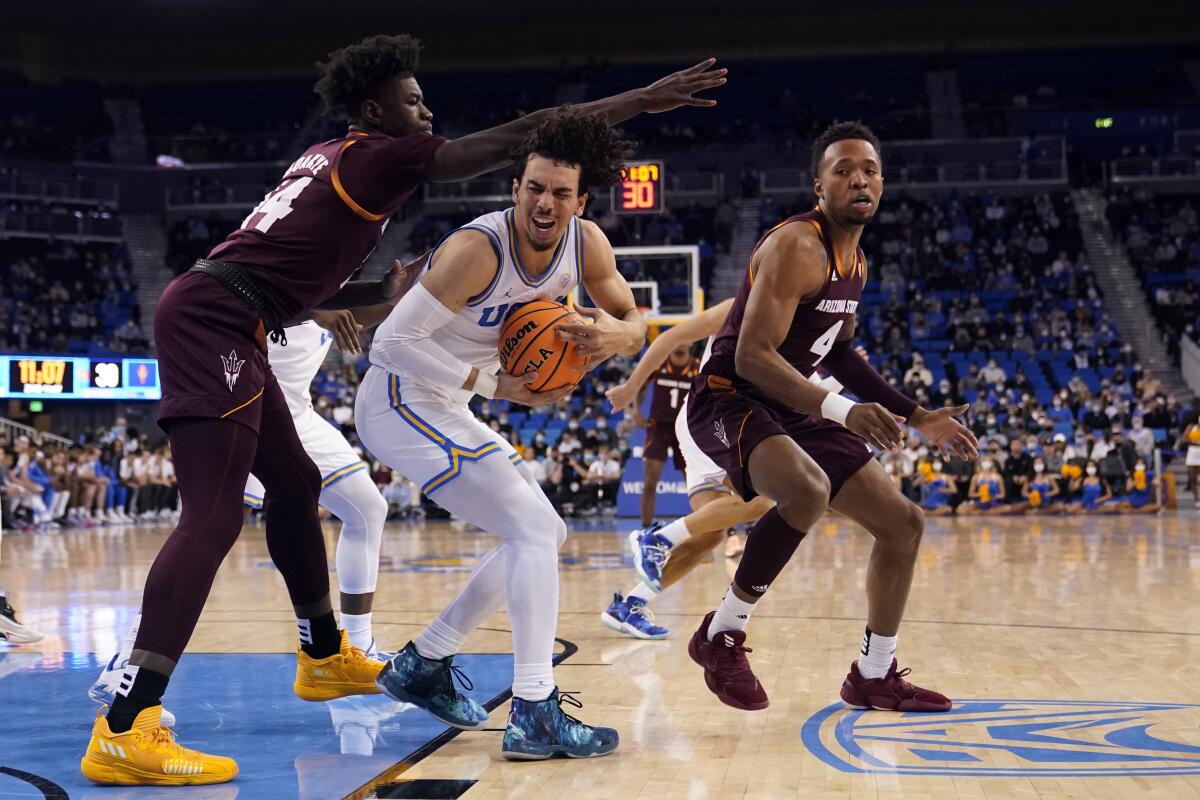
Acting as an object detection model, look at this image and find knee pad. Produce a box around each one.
[364,488,389,531]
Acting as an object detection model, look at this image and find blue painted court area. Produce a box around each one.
[0,650,514,800]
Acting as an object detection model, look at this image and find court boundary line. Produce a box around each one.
[188,610,1200,639]
[341,636,579,800]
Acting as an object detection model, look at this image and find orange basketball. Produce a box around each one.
[497,299,588,393]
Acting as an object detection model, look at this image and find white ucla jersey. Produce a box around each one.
[268,320,334,417]
[372,207,584,405]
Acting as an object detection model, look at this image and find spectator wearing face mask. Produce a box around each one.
[1023,457,1061,513]
[587,416,616,449]
[1065,460,1116,514]
[1081,399,1110,432]
[1001,439,1033,508]
[960,458,1007,515]
[1143,395,1172,430]
[916,459,956,516]
[903,354,933,391]
[1047,395,1074,425]
[981,358,1007,385]
[1113,458,1160,514]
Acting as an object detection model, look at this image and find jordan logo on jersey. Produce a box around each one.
[221,349,246,392]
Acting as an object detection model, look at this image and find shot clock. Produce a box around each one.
[612,161,664,214]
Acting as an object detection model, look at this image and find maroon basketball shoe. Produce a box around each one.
[687,611,769,711]
[840,659,951,712]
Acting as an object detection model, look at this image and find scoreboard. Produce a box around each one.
[612,161,664,215]
[1,355,161,400]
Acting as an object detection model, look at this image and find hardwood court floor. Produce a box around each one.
[3,510,1199,799]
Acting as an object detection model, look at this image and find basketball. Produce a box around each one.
[497,299,588,393]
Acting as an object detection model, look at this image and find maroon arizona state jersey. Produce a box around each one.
[649,357,699,422]
[209,130,446,319]
[705,206,866,411]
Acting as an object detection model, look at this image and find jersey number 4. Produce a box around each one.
[810,320,844,367]
[241,176,313,233]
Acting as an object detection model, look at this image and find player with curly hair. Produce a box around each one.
[356,108,645,760]
[80,32,724,786]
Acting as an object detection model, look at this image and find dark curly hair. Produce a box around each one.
[313,34,422,116]
[810,120,882,179]
[511,107,632,194]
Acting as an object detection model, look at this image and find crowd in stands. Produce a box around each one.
[0,238,147,356]
[1104,188,1200,363]
[879,367,1197,513]
[1,420,178,532]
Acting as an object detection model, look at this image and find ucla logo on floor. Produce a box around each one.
[801,699,1200,777]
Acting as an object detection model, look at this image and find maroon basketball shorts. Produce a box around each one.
[644,417,686,471]
[686,378,873,502]
[154,271,273,433]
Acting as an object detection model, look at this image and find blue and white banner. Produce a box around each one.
[616,457,691,517]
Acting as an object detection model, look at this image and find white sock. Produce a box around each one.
[859,628,898,679]
[656,517,690,546]
[626,581,657,601]
[513,663,555,702]
[414,618,465,661]
[115,613,141,667]
[341,612,373,652]
[707,586,757,641]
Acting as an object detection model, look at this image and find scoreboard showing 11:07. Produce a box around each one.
[0,355,161,399]
[612,161,664,215]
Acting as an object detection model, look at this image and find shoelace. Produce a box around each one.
[437,661,475,698]
[627,604,658,623]
[556,690,586,726]
[644,541,671,568]
[139,724,198,759]
[716,641,756,679]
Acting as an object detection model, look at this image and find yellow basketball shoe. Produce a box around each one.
[80,706,238,786]
[294,629,384,701]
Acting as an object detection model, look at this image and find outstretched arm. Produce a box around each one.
[606,298,733,410]
[316,255,427,310]
[425,60,726,183]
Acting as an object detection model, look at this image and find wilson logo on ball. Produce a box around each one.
[497,299,588,393]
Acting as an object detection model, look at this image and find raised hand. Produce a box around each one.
[640,59,727,113]
[605,381,638,412]
[911,404,979,461]
[845,402,906,452]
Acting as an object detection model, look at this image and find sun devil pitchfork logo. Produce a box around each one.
[801,699,1200,778]
[220,349,246,392]
[714,419,730,447]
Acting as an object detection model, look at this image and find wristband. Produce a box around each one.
[473,371,498,400]
[820,392,855,425]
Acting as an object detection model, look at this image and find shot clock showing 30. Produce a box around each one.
[613,160,664,214]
